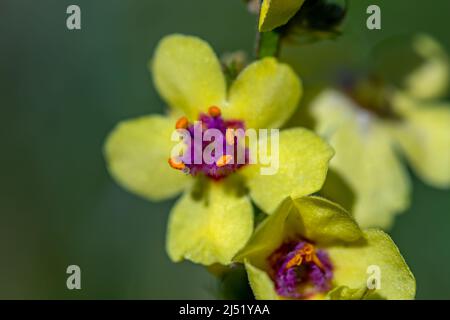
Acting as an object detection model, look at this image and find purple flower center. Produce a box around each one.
[168,106,249,180]
[268,240,333,299]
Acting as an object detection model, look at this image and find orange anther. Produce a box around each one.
[302,244,314,255]
[286,253,303,269]
[168,158,185,170]
[175,116,189,129]
[284,243,324,271]
[216,155,233,167]
[208,106,221,117]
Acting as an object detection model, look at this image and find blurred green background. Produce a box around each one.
[0,0,449,299]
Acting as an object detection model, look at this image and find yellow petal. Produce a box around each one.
[327,285,373,300]
[244,261,279,300]
[291,196,363,245]
[225,57,302,129]
[311,90,411,229]
[166,182,253,265]
[151,34,226,119]
[327,230,416,300]
[104,115,189,201]
[404,34,449,100]
[391,102,450,188]
[311,89,357,137]
[244,128,334,214]
[259,0,306,32]
[336,123,411,229]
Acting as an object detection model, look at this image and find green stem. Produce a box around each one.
[256,30,281,59]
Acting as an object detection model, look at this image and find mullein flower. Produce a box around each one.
[311,34,450,229]
[235,196,416,300]
[104,34,334,265]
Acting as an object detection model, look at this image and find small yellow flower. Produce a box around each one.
[104,34,334,266]
[311,35,450,229]
[235,196,416,300]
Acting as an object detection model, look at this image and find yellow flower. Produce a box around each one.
[104,34,334,265]
[235,196,416,300]
[311,35,450,229]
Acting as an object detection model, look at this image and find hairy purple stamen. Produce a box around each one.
[170,106,249,180]
[268,240,333,299]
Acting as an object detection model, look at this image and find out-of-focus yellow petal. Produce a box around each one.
[405,34,449,100]
[225,57,302,129]
[243,128,334,214]
[311,90,360,138]
[311,90,411,229]
[259,0,306,32]
[391,102,450,188]
[166,183,253,266]
[328,230,416,300]
[339,122,411,229]
[104,115,189,201]
[151,34,226,119]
